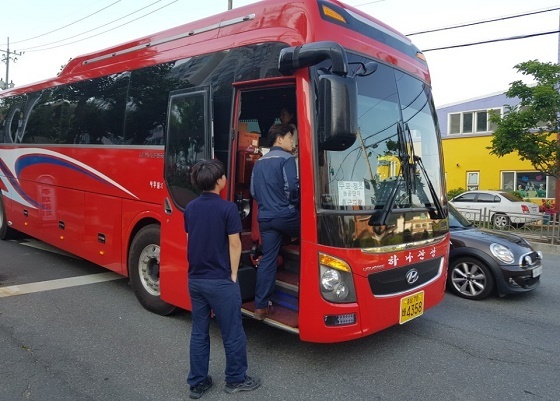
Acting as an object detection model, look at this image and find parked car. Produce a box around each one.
[449,190,540,228]
[447,203,542,300]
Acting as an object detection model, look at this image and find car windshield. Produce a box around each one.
[448,204,473,228]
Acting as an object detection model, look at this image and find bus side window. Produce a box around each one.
[165,88,211,209]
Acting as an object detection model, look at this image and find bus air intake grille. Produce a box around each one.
[367,257,442,296]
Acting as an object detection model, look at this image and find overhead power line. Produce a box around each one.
[407,6,560,36]
[22,0,165,52]
[422,30,560,52]
[5,0,122,46]
[24,0,178,53]
[353,0,385,6]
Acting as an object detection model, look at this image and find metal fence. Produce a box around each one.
[453,207,559,245]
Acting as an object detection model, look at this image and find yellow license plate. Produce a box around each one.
[399,290,424,324]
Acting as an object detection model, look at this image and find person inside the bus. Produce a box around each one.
[279,105,298,156]
[184,159,261,397]
[250,124,300,321]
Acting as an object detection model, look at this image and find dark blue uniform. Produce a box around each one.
[250,146,300,310]
[184,192,247,386]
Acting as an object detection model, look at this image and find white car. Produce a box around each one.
[449,190,540,228]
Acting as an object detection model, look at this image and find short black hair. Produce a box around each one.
[280,105,297,124]
[190,159,225,191]
[267,124,294,147]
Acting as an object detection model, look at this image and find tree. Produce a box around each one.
[489,60,560,205]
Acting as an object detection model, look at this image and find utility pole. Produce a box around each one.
[228,0,233,10]
[0,37,23,89]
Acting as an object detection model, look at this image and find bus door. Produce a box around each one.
[159,86,213,309]
[231,83,301,329]
[231,82,298,231]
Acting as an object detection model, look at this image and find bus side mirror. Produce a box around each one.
[317,74,358,151]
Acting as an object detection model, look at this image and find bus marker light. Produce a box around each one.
[59,236,64,240]
[321,5,347,23]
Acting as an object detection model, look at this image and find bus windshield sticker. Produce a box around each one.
[337,181,365,206]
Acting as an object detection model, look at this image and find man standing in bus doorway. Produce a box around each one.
[250,124,300,321]
[184,159,261,399]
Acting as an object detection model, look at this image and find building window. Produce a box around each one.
[467,172,479,191]
[449,114,460,134]
[463,112,473,133]
[476,111,488,132]
[501,171,556,198]
[448,108,501,135]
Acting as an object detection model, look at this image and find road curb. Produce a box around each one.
[529,242,560,255]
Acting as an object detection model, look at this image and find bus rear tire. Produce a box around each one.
[0,196,15,240]
[129,224,176,315]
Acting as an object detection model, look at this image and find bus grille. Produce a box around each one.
[367,257,442,296]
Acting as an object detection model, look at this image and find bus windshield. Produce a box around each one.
[317,55,444,217]
[317,54,448,247]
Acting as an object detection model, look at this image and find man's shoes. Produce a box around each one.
[253,307,268,321]
[189,376,213,399]
[254,302,273,321]
[224,375,262,394]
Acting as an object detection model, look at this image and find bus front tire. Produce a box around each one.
[128,224,176,315]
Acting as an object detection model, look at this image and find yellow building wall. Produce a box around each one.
[442,135,534,191]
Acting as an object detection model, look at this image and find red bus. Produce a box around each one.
[0,0,449,342]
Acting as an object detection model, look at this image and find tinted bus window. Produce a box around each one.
[126,63,180,146]
[1,95,27,144]
[165,89,210,209]
[24,88,66,144]
[63,73,129,145]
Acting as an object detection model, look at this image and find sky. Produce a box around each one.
[1,0,560,107]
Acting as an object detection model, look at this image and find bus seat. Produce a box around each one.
[251,199,261,244]
[250,199,263,266]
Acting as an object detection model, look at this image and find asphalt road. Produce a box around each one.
[0,237,559,401]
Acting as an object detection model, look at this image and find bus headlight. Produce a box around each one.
[319,253,356,303]
[321,269,340,291]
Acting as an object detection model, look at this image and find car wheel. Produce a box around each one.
[447,256,495,300]
[128,224,176,315]
[492,213,510,229]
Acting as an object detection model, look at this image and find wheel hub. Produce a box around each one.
[139,244,160,296]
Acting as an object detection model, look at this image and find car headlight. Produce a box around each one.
[319,253,356,303]
[489,243,514,264]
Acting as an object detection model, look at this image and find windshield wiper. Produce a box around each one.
[369,122,408,227]
[368,176,402,227]
[369,122,446,227]
[404,123,446,220]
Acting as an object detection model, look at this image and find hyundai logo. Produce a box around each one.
[405,268,419,285]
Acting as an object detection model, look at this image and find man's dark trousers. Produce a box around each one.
[187,278,247,386]
[255,213,300,309]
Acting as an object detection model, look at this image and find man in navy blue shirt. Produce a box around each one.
[250,124,300,320]
[184,159,261,399]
